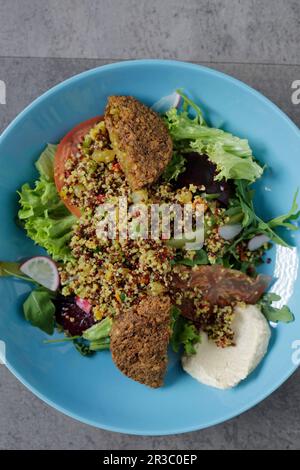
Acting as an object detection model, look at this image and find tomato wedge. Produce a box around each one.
[54,116,103,217]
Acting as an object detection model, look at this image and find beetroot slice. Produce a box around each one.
[54,295,95,336]
[174,153,233,206]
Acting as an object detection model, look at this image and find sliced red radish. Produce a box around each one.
[248,234,270,251]
[151,91,181,114]
[218,224,242,240]
[75,296,92,314]
[20,256,59,291]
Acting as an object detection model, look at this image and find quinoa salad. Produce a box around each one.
[1,91,299,389]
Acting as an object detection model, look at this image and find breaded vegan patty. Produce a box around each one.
[104,96,173,189]
[110,296,171,388]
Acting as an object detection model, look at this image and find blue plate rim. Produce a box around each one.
[0,59,300,435]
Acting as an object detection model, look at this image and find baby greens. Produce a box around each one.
[0,261,32,283]
[44,317,112,355]
[171,249,208,267]
[162,153,186,182]
[259,293,294,323]
[82,317,112,342]
[230,180,300,247]
[23,286,56,335]
[170,306,201,355]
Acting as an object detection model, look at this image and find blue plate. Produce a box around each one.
[0,60,299,435]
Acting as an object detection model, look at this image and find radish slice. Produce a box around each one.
[20,256,59,291]
[75,297,92,314]
[151,91,181,114]
[248,235,270,251]
[218,224,242,240]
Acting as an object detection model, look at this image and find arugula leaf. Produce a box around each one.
[191,249,208,265]
[259,293,294,323]
[73,338,95,356]
[0,261,33,283]
[74,337,110,355]
[225,206,247,228]
[44,335,79,343]
[268,189,300,230]
[170,306,201,355]
[234,180,256,227]
[82,317,112,341]
[264,305,294,323]
[23,286,56,334]
[89,337,111,351]
[162,153,186,182]
[44,334,96,356]
[201,192,221,200]
[171,249,208,267]
[43,317,112,355]
[234,180,300,247]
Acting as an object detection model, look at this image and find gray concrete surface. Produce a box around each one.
[0,0,299,450]
[0,0,299,64]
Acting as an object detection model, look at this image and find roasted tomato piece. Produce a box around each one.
[172,264,270,307]
[54,116,102,217]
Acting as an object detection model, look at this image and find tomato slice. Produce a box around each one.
[54,116,103,217]
[172,264,270,314]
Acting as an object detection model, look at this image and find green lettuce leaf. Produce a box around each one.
[35,143,57,181]
[162,153,186,182]
[165,94,263,183]
[170,306,201,355]
[18,145,76,262]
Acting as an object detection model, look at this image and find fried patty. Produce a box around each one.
[104,96,173,190]
[110,296,171,388]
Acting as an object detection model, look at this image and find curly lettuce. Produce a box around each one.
[162,153,186,182]
[18,145,76,262]
[165,92,263,183]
